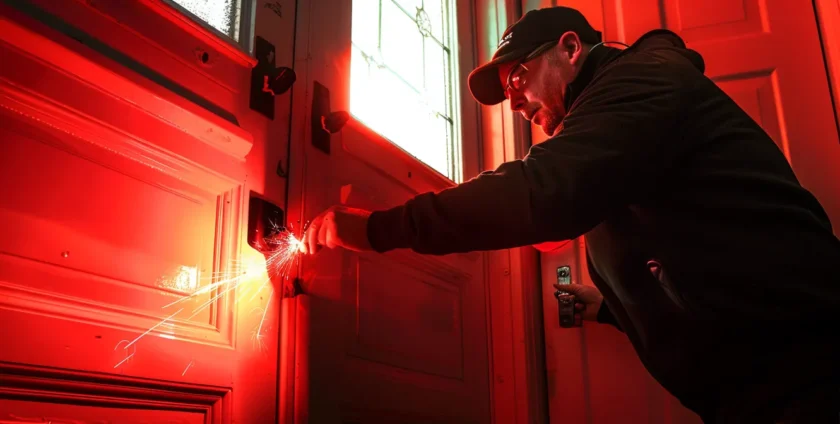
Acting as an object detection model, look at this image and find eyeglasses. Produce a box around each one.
[505,41,556,94]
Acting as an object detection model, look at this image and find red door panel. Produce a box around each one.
[606,0,840,232]
[542,1,837,423]
[0,1,298,422]
[0,399,205,424]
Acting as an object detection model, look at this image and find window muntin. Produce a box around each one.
[350,0,461,181]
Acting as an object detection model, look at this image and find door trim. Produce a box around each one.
[0,7,252,199]
[0,362,231,421]
[473,1,549,423]
[815,0,840,140]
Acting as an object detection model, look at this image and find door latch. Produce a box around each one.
[554,265,579,328]
[246,192,302,298]
[249,36,297,120]
[310,81,350,155]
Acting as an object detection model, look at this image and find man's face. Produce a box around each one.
[497,33,586,137]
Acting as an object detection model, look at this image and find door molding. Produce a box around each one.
[0,5,253,202]
[815,0,840,137]
[473,1,549,423]
[0,362,230,421]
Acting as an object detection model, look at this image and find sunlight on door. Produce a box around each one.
[350,0,461,181]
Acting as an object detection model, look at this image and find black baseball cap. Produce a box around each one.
[467,7,602,106]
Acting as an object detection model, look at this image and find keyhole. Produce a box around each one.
[200,52,210,64]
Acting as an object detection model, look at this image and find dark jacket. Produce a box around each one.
[365,29,840,420]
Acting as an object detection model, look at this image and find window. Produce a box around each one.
[350,0,461,181]
[165,0,256,54]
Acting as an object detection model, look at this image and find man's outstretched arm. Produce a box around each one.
[366,53,691,255]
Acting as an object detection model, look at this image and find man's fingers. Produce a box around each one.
[301,228,310,254]
[553,283,583,294]
[306,225,315,254]
[317,219,329,250]
[326,234,338,249]
[304,219,321,255]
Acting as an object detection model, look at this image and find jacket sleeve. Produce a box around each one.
[367,52,691,255]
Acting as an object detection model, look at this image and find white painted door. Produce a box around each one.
[284,0,492,422]
[0,0,299,422]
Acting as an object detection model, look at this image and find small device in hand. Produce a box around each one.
[554,266,580,328]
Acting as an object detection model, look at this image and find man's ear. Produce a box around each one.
[558,31,584,66]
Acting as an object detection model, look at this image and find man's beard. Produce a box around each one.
[544,85,567,137]
[543,107,566,137]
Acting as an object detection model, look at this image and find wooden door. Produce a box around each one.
[283,0,492,422]
[0,0,298,422]
[604,0,840,234]
[538,0,839,423]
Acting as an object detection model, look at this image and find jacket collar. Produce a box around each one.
[562,29,689,111]
[563,43,623,111]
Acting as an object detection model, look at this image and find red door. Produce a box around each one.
[605,0,840,232]
[284,0,493,422]
[539,0,839,423]
[0,0,296,422]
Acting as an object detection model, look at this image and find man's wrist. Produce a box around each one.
[366,207,408,253]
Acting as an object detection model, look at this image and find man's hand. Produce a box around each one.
[553,283,603,322]
[301,205,373,254]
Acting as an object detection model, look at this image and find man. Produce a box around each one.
[301,6,840,423]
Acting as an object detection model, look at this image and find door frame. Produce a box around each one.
[473,1,550,423]
[815,0,840,135]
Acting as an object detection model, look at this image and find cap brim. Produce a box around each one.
[468,46,534,106]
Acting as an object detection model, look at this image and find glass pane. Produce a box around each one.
[423,36,450,118]
[393,0,422,13]
[422,0,448,47]
[350,45,452,178]
[350,0,458,180]
[381,0,425,92]
[427,115,452,177]
[169,0,241,40]
[351,0,380,55]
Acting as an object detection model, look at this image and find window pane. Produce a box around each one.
[422,0,448,47]
[393,0,422,13]
[424,36,450,118]
[351,0,380,55]
[381,0,425,92]
[350,0,458,181]
[169,0,241,41]
[350,45,452,178]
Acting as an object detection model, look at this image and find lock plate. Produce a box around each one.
[554,265,578,328]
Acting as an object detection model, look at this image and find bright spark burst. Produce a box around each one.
[265,229,305,280]
[113,225,303,370]
[250,226,303,351]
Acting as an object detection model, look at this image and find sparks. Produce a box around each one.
[182,359,195,376]
[251,228,303,348]
[112,226,303,371]
[113,339,136,369]
[123,308,184,350]
[264,230,304,280]
[251,290,274,352]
